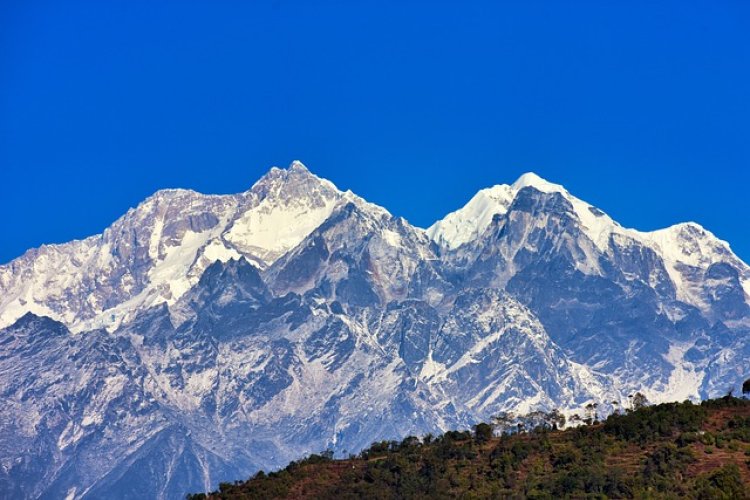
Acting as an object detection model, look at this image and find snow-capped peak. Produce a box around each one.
[427,171,613,250]
[251,161,339,194]
[427,170,749,314]
[0,161,353,332]
[511,171,565,193]
[224,162,344,265]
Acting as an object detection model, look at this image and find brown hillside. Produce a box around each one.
[190,397,750,499]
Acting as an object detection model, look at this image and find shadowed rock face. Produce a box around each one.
[0,165,748,499]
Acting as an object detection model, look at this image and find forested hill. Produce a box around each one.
[189,397,750,499]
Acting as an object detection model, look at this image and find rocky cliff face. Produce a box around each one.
[1,162,747,499]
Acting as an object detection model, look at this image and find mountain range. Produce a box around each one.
[1,161,748,499]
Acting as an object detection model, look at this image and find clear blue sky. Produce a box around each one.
[2,1,749,264]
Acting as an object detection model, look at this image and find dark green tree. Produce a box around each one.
[474,422,493,443]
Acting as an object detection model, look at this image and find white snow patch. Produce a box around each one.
[201,239,243,263]
[646,342,704,403]
[381,229,402,248]
[419,351,447,382]
[426,184,514,249]
[225,193,337,265]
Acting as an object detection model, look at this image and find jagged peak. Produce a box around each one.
[429,170,748,286]
[9,311,68,335]
[135,161,323,208]
[251,161,341,196]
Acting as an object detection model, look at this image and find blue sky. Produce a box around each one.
[1,1,749,264]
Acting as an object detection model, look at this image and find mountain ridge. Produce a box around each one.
[3,161,744,333]
[1,161,748,499]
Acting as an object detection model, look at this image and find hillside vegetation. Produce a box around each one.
[189,397,750,499]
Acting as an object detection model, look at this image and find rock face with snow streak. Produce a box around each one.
[0,162,748,499]
[0,162,343,333]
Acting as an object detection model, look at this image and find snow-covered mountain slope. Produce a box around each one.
[0,188,240,332]
[425,184,515,249]
[428,172,750,317]
[0,162,355,332]
[222,161,343,265]
[640,222,750,318]
[430,175,749,402]
[426,172,585,249]
[0,163,748,499]
[0,259,611,499]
